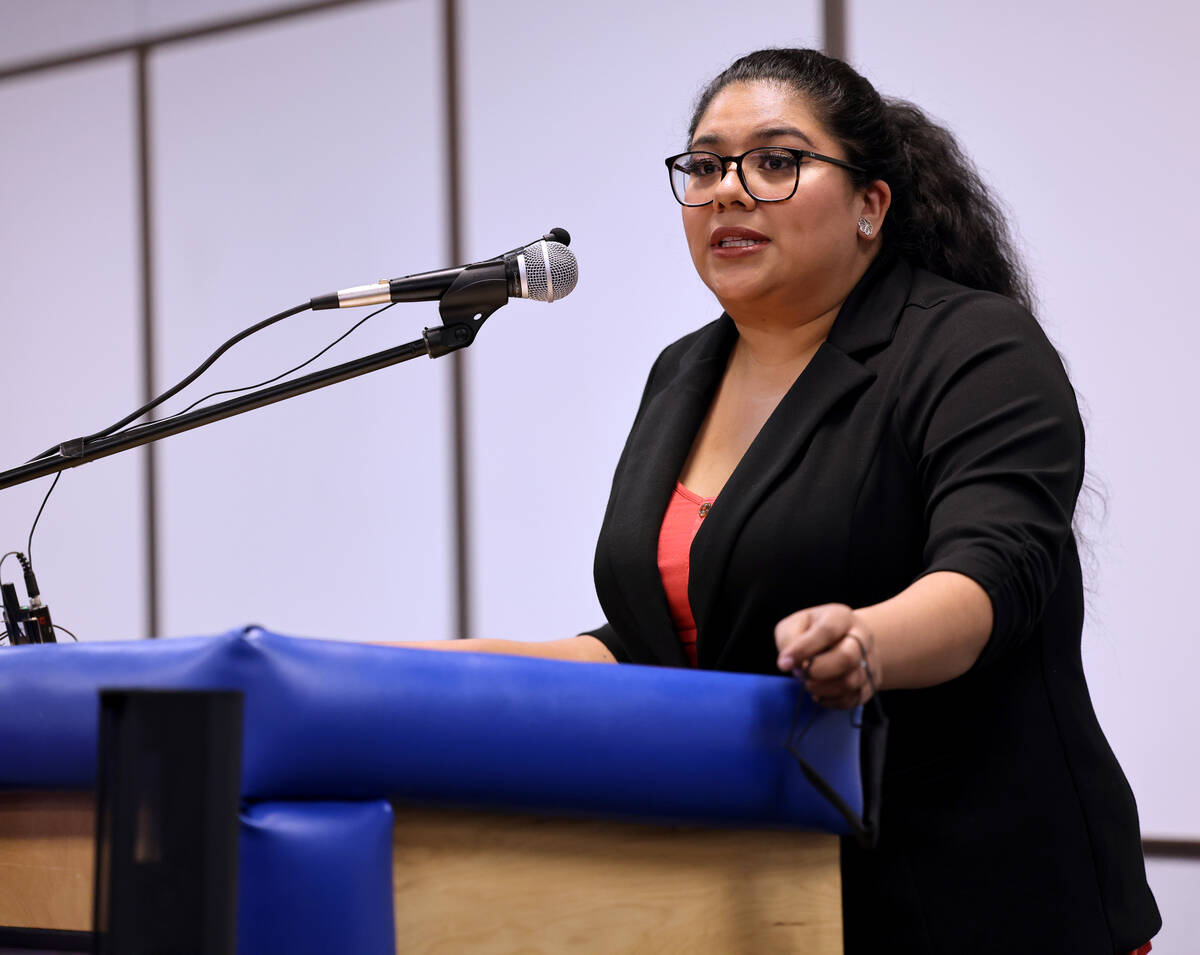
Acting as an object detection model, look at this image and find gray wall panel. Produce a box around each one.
[151,0,453,641]
[0,59,146,641]
[850,0,1200,839]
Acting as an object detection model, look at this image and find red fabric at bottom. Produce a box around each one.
[657,483,715,667]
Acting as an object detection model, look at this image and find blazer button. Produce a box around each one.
[698,502,712,518]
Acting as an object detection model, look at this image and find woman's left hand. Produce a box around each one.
[774,603,881,709]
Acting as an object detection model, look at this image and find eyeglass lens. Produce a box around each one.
[670,149,800,205]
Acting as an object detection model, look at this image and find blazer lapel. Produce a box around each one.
[602,319,736,667]
[691,345,875,669]
[691,254,913,669]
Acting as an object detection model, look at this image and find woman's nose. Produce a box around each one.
[713,161,754,208]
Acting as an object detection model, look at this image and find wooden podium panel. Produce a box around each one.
[0,794,843,953]
[392,807,843,954]
[0,792,94,932]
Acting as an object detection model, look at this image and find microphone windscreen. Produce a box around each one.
[547,227,571,246]
[523,240,578,303]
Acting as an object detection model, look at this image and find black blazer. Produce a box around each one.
[588,254,1160,953]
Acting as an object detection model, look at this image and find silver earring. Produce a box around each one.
[857,217,874,237]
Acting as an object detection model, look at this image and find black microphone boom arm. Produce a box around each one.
[0,274,504,492]
[0,227,573,492]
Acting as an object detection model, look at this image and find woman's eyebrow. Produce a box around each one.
[689,125,816,150]
[757,125,816,146]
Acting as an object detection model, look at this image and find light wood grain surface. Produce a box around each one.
[0,794,843,953]
[0,791,94,931]
[392,806,842,955]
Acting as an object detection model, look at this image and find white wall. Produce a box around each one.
[1146,857,1200,955]
[459,0,824,642]
[0,0,456,645]
[850,0,1200,845]
[0,59,147,641]
[149,0,454,641]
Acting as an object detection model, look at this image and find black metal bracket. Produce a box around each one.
[423,262,510,358]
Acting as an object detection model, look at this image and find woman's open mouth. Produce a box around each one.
[717,237,767,248]
[710,228,770,256]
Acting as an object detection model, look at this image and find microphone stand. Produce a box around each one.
[0,263,509,492]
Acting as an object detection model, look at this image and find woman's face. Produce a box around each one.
[682,81,881,323]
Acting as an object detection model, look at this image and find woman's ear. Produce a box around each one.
[856,179,892,241]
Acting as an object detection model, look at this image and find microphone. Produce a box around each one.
[310,229,578,311]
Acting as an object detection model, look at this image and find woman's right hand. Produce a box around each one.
[774,603,880,709]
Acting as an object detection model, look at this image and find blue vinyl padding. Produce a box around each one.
[238,800,394,955]
[0,627,861,832]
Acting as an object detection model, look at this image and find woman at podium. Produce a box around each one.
[409,48,1160,954]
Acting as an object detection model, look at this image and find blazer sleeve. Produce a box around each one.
[577,623,631,663]
[896,293,1085,669]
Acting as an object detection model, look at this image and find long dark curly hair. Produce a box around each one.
[688,48,1034,311]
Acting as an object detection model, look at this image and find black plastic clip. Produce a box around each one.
[422,262,511,359]
[58,437,86,459]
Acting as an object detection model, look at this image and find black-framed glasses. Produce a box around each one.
[664,147,866,207]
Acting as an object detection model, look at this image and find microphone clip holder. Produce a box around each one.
[422,262,510,358]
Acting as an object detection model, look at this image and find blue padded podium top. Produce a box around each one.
[0,627,863,834]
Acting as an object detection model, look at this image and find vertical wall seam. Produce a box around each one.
[443,0,471,638]
[135,48,160,639]
[823,0,847,61]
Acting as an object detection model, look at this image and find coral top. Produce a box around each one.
[657,482,716,667]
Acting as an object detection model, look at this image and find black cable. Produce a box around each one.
[30,301,311,462]
[786,647,880,748]
[26,471,61,570]
[2,300,386,650]
[124,301,397,432]
[0,551,19,646]
[3,299,390,648]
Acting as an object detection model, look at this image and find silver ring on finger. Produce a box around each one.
[846,631,869,668]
